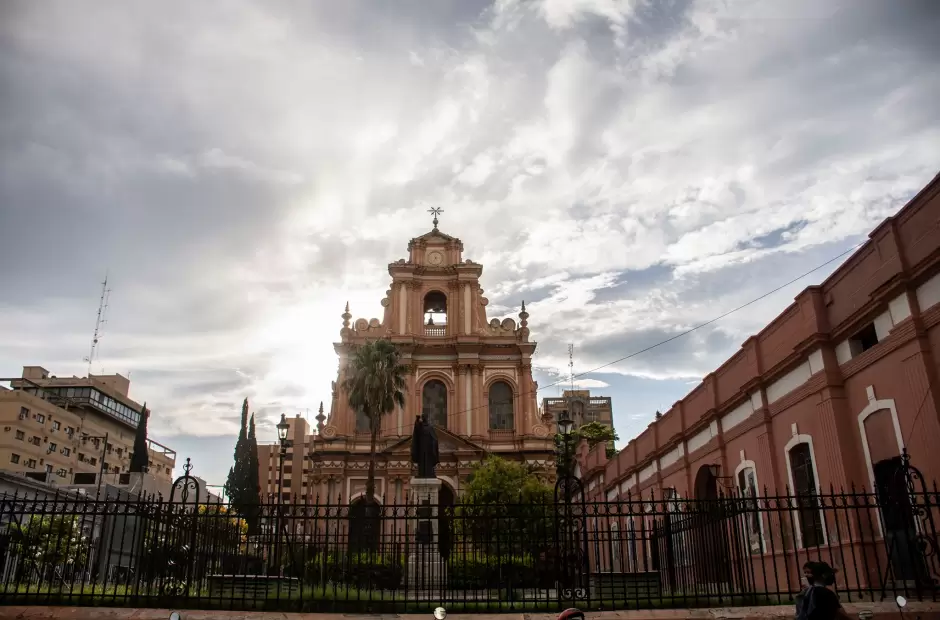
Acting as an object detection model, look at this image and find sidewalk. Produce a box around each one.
[1,602,937,620]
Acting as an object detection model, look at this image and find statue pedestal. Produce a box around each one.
[407,477,445,590]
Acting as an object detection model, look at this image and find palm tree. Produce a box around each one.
[343,338,408,501]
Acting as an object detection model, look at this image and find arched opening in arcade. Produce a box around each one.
[873,455,931,585]
[423,290,447,335]
[347,496,381,553]
[438,481,455,559]
[688,465,732,590]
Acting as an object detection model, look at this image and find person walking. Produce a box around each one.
[796,561,851,620]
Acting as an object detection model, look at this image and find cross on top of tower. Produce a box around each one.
[427,207,443,229]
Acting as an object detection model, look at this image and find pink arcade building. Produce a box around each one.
[577,171,940,595]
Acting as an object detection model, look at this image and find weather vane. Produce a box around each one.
[428,207,443,229]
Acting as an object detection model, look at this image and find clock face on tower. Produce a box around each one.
[427,251,444,266]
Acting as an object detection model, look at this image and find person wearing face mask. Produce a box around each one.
[795,562,816,619]
[796,561,851,620]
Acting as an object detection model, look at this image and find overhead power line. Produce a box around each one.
[356,241,868,435]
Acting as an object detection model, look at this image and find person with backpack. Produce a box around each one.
[796,561,851,620]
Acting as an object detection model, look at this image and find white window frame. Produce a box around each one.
[856,387,905,538]
[610,521,622,572]
[784,434,828,549]
[734,460,767,553]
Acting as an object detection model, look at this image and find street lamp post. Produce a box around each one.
[556,411,575,497]
[554,410,584,600]
[274,413,291,576]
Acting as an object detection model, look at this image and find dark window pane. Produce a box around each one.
[488,381,514,430]
[422,380,448,428]
[789,443,824,548]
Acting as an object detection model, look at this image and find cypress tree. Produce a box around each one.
[129,403,150,473]
[245,413,262,533]
[225,398,250,508]
[247,413,261,499]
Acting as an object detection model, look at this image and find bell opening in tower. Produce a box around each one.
[423,290,448,336]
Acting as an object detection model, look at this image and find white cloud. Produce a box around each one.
[538,0,640,31]
[1,0,938,482]
[571,378,610,389]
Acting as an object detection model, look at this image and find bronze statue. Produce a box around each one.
[411,414,440,478]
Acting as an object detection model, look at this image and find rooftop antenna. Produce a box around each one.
[84,273,111,375]
[568,343,575,392]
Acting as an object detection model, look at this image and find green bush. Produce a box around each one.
[304,552,404,590]
[446,553,540,589]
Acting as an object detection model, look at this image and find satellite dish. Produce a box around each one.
[433,607,447,620]
[169,612,182,620]
[896,596,907,608]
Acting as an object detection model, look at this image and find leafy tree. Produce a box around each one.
[141,504,251,583]
[555,421,620,467]
[342,338,408,501]
[129,402,150,473]
[576,421,619,458]
[457,456,554,556]
[9,514,89,583]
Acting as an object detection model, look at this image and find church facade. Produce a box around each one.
[303,220,557,505]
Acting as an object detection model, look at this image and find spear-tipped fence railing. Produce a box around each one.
[0,481,937,612]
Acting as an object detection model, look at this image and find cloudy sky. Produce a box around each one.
[1,0,938,487]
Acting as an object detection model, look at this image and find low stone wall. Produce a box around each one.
[1,602,937,620]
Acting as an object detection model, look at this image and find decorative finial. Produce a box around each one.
[342,301,351,329]
[316,401,326,434]
[518,300,528,328]
[427,206,443,229]
[182,457,193,475]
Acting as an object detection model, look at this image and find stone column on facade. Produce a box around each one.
[906,287,940,478]
[464,364,474,437]
[409,364,420,423]
[447,281,460,337]
[447,372,457,434]
[472,364,485,439]
[705,373,730,476]
[518,362,531,435]
[454,364,466,437]
[462,283,471,334]
[754,422,787,550]
[815,345,860,491]
[408,281,421,336]
[398,282,408,336]
[901,349,940,482]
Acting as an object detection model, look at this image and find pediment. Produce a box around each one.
[382,426,485,456]
[411,228,457,245]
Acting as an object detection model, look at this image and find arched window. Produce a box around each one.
[736,466,763,553]
[354,407,370,434]
[347,497,379,552]
[422,380,448,428]
[610,521,622,572]
[788,442,824,548]
[626,518,638,572]
[488,381,514,430]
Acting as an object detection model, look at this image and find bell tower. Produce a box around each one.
[316,210,556,498]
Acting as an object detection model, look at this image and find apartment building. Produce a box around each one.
[541,389,615,430]
[258,414,310,503]
[0,366,176,486]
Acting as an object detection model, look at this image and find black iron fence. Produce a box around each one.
[0,485,938,613]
